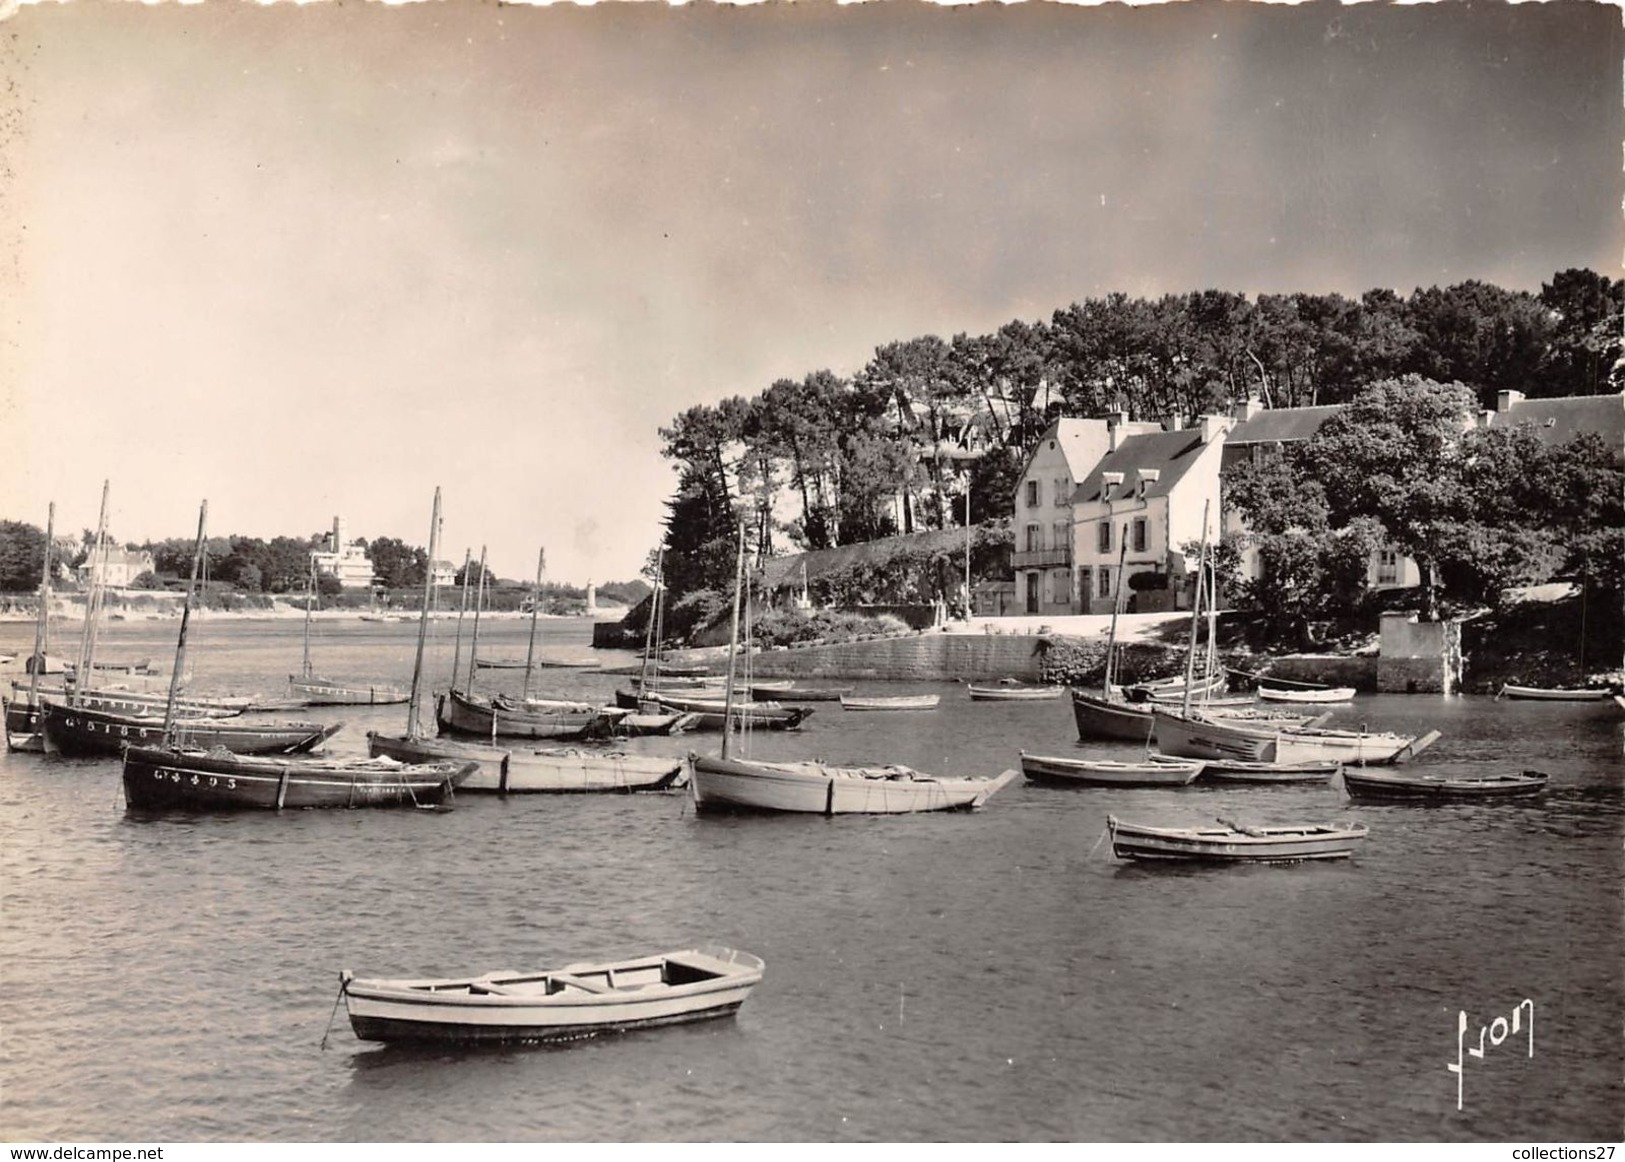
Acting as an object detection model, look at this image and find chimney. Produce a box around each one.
[1163,415,1184,432]
[332,516,344,551]
[1106,411,1130,450]
[1198,414,1230,443]
[1496,389,1525,414]
[1232,396,1265,422]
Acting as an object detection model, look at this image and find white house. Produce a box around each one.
[1070,416,1231,615]
[1010,414,1158,616]
[76,546,156,588]
[310,516,375,589]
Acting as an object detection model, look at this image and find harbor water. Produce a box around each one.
[1,616,1620,1141]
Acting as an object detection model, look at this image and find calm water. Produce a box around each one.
[1,616,1621,1142]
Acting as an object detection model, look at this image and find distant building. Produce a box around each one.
[1482,389,1625,456]
[429,559,457,588]
[76,547,156,588]
[310,516,375,589]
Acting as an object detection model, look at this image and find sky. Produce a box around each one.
[1,0,1620,584]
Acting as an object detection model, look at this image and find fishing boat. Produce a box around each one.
[616,690,811,732]
[437,687,625,740]
[1495,684,1614,702]
[755,684,851,702]
[687,526,1015,815]
[1153,707,1438,766]
[473,656,530,670]
[119,498,473,812]
[41,701,342,758]
[288,558,408,706]
[1190,758,1341,784]
[3,500,57,751]
[122,745,472,810]
[1019,751,1203,786]
[966,682,1065,702]
[11,682,250,718]
[369,733,688,793]
[1257,686,1357,704]
[1106,815,1369,863]
[838,694,940,711]
[339,945,765,1045]
[1341,767,1549,802]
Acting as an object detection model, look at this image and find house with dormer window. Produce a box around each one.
[1011,414,1158,615]
[1070,415,1232,614]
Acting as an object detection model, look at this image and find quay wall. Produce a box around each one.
[741,630,1058,682]
[1253,655,1379,691]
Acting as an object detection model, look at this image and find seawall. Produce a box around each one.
[732,630,1062,682]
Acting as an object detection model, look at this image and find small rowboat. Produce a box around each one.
[1257,686,1356,704]
[1193,758,1341,784]
[967,683,1065,702]
[367,732,689,793]
[1341,767,1549,802]
[1021,751,1203,786]
[691,753,1016,814]
[340,945,765,1046]
[839,694,941,711]
[1496,684,1614,702]
[1107,815,1369,863]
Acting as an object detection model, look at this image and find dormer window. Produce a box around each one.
[1136,468,1161,499]
[1102,471,1125,498]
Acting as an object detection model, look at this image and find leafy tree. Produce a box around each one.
[1540,268,1624,396]
[0,521,50,591]
[367,536,426,589]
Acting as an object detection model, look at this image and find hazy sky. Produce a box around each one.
[2,0,1620,583]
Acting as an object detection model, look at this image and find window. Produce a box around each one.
[1026,480,1040,507]
[1054,478,1070,507]
[1132,518,1148,553]
[1097,566,1112,599]
[1053,522,1069,556]
[1054,568,1072,604]
[1377,548,1399,585]
[1097,522,1111,554]
[1025,524,1042,553]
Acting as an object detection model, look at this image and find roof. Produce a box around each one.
[1071,429,1211,505]
[1225,405,1344,446]
[89,548,153,567]
[757,525,977,592]
[1487,392,1625,452]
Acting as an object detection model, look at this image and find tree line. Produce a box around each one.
[655,269,1622,604]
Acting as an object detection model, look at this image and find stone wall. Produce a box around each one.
[745,630,1062,682]
[1254,654,1379,691]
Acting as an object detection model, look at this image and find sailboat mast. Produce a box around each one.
[638,548,664,704]
[449,547,472,690]
[27,502,55,711]
[162,501,209,742]
[522,547,544,702]
[405,488,442,740]
[1180,501,1212,718]
[302,554,315,679]
[466,545,488,693]
[72,481,111,707]
[719,522,747,762]
[1102,522,1130,697]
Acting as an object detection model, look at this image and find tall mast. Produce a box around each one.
[302,553,315,679]
[405,488,442,740]
[1180,500,1212,719]
[162,501,209,742]
[522,547,545,702]
[638,548,663,705]
[718,522,747,762]
[72,481,111,707]
[27,502,55,711]
[1102,522,1130,697]
[466,545,488,693]
[449,547,472,690]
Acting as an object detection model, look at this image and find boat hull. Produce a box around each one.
[3,697,43,751]
[838,695,940,711]
[615,692,811,732]
[1497,685,1612,702]
[41,702,342,758]
[1198,759,1341,784]
[367,732,689,793]
[967,686,1065,701]
[1342,768,1548,802]
[1020,751,1202,786]
[121,745,472,811]
[1258,686,1357,704]
[1071,691,1155,742]
[437,690,619,741]
[1153,709,1424,766]
[289,677,408,706]
[342,948,762,1045]
[1108,816,1368,863]
[691,754,1016,814]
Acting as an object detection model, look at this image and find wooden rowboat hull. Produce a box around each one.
[1497,685,1613,702]
[691,754,1015,814]
[1342,769,1548,802]
[1020,751,1202,786]
[967,686,1065,702]
[1108,816,1367,862]
[367,732,689,793]
[289,677,408,705]
[121,745,472,811]
[342,947,763,1045]
[838,695,940,711]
